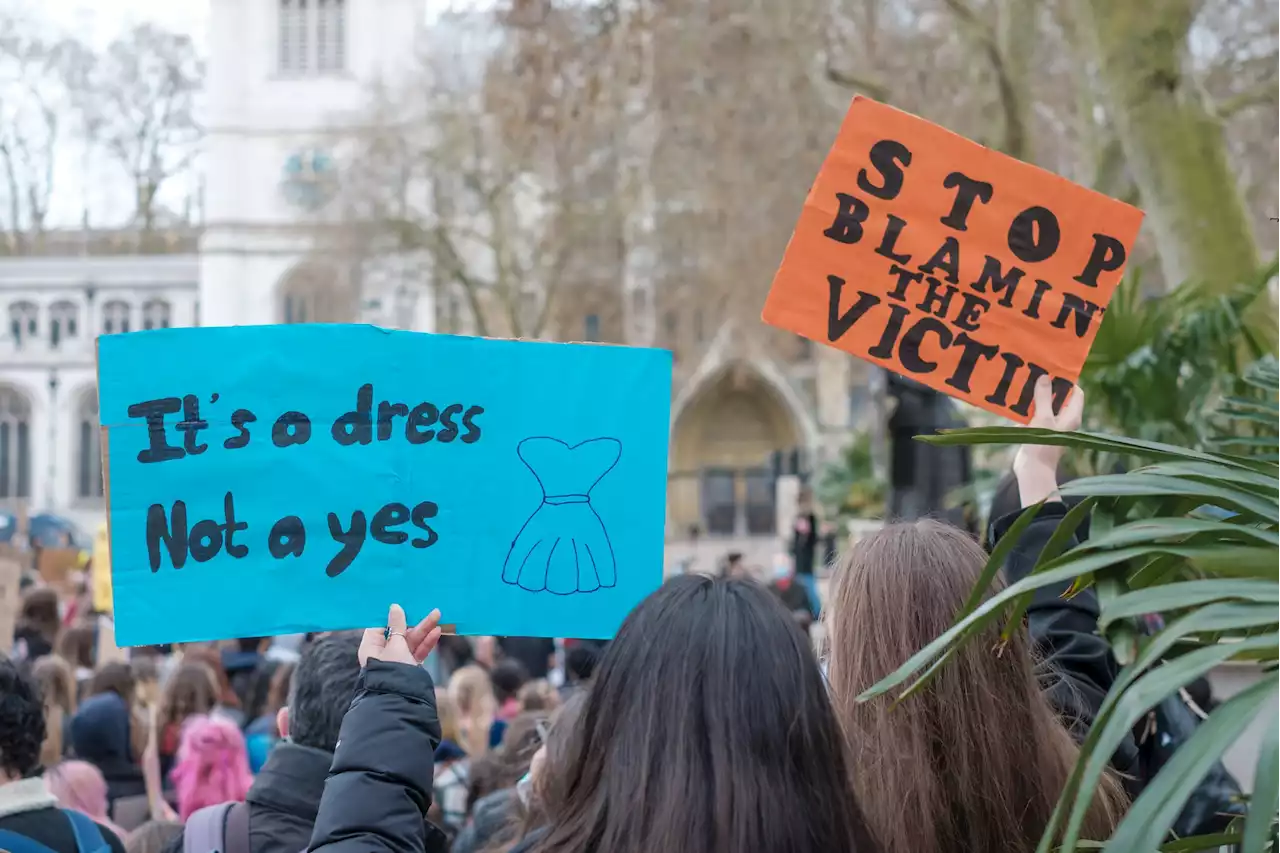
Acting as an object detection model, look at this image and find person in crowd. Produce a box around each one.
[768,551,814,634]
[558,641,601,699]
[719,551,747,578]
[497,636,556,681]
[129,658,161,713]
[222,637,271,710]
[44,760,129,842]
[69,688,147,813]
[789,487,823,617]
[161,631,446,853]
[517,680,559,713]
[432,691,470,840]
[156,662,219,783]
[32,655,78,769]
[170,715,253,820]
[461,694,584,853]
[492,659,529,723]
[181,647,245,727]
[124,820,182,853]
[454,711,551,853]
[244,661,294,773]
[307,590,877,853]
[56,625,97,700]
[0,659,128,853]
[435,634,476,685]
[87,663,136,707]
[823,379,1129,853]
[450,665,497,757]
[13,587,61,665]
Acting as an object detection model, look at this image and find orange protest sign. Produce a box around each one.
[762,97,1144,423]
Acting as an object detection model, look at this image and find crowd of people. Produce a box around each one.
[0,380,1243,853]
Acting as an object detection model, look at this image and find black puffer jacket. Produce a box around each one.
[989,501,1142,782]
[309,660,448,853]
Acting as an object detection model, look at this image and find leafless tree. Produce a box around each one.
[66,23,203,232]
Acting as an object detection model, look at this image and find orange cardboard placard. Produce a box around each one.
[762,97,1145,423]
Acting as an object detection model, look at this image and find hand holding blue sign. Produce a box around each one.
[358,604,442,667]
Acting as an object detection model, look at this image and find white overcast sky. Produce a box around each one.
[19,0,488,227]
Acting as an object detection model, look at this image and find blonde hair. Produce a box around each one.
[517,679,560,713]
[436,689,462,746]
[824,520,1126,853]
[32,655,78,768]
[449,665,496,756]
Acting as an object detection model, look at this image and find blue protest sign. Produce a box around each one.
[97,325,672,646]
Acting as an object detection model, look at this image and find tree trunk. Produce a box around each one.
[1079,0,1260,293]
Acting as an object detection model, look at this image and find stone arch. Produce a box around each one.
[0,383,34,500]
[668,361,812,537]
[277,262,355,324]
[73,385,103,502]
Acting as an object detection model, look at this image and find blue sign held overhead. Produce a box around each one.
[97,325,672,646]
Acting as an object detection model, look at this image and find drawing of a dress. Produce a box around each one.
[502,437,621,595]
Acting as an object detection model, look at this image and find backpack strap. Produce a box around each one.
[223,801,251,853]
[62,808,110,853]
[184,802,236,853]
[0,828,61,853]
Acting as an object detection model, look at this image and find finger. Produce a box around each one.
[410,626,443,664]
[357,626,385,666]
[387,603,409,635]
[1061,384,1085,432]
[1028,376,1055,428]
[405,608,442,649]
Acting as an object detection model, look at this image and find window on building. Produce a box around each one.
[316,0,346,72]
[142,299,172,330]
[77,388,104,500]
[101,300,131,335]
[8,301,38,346]
[583,313,600,341]
[0,385,32,499]
[279,0,346,75]
[49,301,79,349]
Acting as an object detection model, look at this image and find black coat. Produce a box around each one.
[159,741,338,853]
[989,502,1142,782]
[309,660,448,853]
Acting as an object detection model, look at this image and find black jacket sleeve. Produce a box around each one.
[308,659,443,853]
[989,503,1142,780]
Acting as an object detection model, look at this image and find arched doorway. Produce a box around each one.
[668,364,804,538]
[0,384,33,501]
[277,263,355,324]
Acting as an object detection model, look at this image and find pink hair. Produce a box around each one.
[44,760,128,841]
[170,715,254,820]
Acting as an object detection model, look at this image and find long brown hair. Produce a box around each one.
[824,520,1125,853]
[159,663,219,740]
[32,655,77,768]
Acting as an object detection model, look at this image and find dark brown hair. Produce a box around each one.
[529,574,878,853]
[182,647,241,708]
[824,520,1125,853]
[88,662,136,705]
[57,625,97,671]
[19,588,61,646]
[158,663,219,737]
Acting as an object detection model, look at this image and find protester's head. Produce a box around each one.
[563,643,600,686]
[242,658,283,723]
[70,691,133,767]
[170,715,254,820]
[436,689,462,747]
[130,655,161,709]
[31,655,77,768]
[517,679,560,712]
[0,658,45,781]
[88,661,136,705]
[824,519,1124,853]
[529,690,585,807]
[182,647,240,709]
[721,551,746,578]
[449,665,496,756]
[19,587,61,644]
[56,625,96,672]
[467,710,551,809]
[44,760,116,830]
[159,662,219,741]
[235,636,270,654]
[491,658,529,705]
[528,574,877,853]
[281,631,360,753]
[125,820,184,853]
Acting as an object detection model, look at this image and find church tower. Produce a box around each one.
[200,0,430,330]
